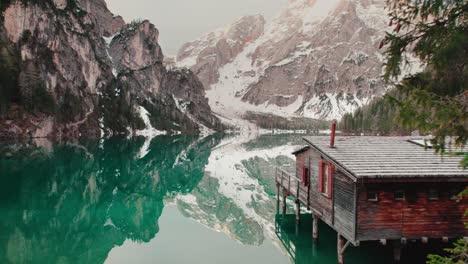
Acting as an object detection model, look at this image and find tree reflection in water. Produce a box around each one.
[0,135,220,264]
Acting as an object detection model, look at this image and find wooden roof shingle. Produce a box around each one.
[303,136,468,180]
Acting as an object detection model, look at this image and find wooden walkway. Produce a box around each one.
[275,167,310,210]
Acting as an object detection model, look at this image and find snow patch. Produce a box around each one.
[135,106,167,137]
[172,96,215,138]
[301,93,372,120]
[136,137,152,159]
[103,34,118,77]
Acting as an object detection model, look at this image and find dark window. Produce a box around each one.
[367,192,378,202]
[302,167,309,186]
[428,189,439,200]
[394,190,405,200]
[449,189,461,201]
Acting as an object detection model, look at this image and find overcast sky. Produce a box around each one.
[105,0,287,55]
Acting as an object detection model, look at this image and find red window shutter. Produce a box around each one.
[318,160,324,193]
[327,164,334,197]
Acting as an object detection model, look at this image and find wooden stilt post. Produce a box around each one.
[393,240,401,263]
[312,214,319,243]
[276,183,280,214]
[337,234,345,264]
[282,189,287,215]
[295,220,299,236]
[312,242,317,257]
[295,200,301,224]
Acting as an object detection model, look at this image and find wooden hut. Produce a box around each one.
[275,132,467,263]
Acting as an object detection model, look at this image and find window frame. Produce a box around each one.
[318,159,334,198]
[367,191,378,202]
[449,188,462,201]
[394,190,405,201]
[428,188,439,201]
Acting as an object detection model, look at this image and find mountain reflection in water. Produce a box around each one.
[0,135,446,263]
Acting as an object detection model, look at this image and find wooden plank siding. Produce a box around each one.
[307,150,334,225]
[291,148,357,243]
[357,182,468,241]
[293,150,311,206]
[333,170,356,241]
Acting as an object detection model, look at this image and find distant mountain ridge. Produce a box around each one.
[0,0,222,138]
[176,0,391,121]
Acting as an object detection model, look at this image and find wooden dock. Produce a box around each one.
[275,167,309,207]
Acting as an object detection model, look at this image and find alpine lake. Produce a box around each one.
[0,134,447,263]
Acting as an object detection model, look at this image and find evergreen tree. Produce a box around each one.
[381,0,467,158]
[0,33,20,117]
[18,60,42,111]
[339,90,407,134]
[379,1,468,262]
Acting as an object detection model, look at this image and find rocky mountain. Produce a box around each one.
[0,0,222,139]
[176,0,392,121]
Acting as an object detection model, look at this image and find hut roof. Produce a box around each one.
[303,136,468,180]
[292,145,310,155]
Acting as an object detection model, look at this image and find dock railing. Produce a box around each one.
[275,167,301,199]
[275,166,310,207]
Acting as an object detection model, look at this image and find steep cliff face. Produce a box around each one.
[176,0,391,120]
[177,15,266,89]
[0,0,221,138]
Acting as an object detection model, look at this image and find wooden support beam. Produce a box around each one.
[379,239,387,246]
[421,237,428,244]
[341,241,351,254]
[312,214,318,243]
[295,200,301,224]
[276,183,280,214]
[393,240,401,263]
[337,234,345,264]
[282,189,287,215]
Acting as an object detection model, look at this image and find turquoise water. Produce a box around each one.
[0,135,446,263]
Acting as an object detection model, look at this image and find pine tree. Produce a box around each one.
[382,0,467,159]
[380,1,468,262]
[19,61,42,111]
[0,35,20,117]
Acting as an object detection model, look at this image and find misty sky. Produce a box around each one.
[105,0,287,55]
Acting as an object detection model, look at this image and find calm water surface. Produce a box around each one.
[0,134,445,263]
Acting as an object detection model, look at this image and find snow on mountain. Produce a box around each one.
[176,0,390,121]
[174,135,300,246]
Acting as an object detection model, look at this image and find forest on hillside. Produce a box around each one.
[338,91,411,135]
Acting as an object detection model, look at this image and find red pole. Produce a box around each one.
[330,120,337,148]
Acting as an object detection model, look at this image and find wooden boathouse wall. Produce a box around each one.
[294,148,357,242]
[356,181,468,241]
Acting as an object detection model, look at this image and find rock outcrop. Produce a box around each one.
[177,15,265,88]
[0,0,221,139]
[176,0,393,120]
